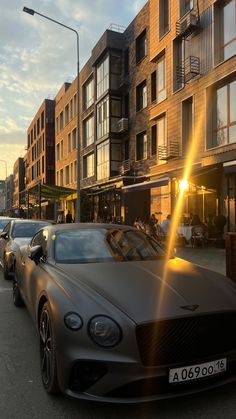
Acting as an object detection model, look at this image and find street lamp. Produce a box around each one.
[0,160,7,213]
[23,7,81,222]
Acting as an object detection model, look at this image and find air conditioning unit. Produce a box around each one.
[117,118,128,133]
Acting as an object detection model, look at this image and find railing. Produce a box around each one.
[119,160,131,175]
[108,23,126,33]
[176,11,199,39]
[176,56,200,85]
[158,142,181,160]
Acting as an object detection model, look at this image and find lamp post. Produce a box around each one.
[23,7,81,222]
[0,160,7,213]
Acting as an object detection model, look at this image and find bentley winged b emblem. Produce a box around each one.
[180,304,199,312]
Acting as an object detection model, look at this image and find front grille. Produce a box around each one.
[136,313,236,367]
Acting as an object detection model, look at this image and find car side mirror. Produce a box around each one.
[28,245,43,264]
[0,232,8,240]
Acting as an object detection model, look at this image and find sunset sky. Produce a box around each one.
[0,0,146,179]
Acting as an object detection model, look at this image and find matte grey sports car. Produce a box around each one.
[0,219,50,279]
[13,223,236,403]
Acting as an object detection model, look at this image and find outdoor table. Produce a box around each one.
[177,225,192,242]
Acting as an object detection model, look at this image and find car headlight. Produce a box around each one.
[88,316,122,347]
[64,312,83,330]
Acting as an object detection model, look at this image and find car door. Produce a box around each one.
[21,229,48,319]
[0,221,11,265]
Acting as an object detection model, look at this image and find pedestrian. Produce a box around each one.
[57,210,65,224]
[66,210,73,223]
[134,216,144,231]
[161,214,171,235]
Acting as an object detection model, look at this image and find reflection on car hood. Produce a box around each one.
[58,258,236,323]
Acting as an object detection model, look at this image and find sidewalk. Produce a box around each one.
[176,246,226,276]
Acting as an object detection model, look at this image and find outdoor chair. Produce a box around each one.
[191,225,206,248]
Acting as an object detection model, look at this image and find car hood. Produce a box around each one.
[57,258,236,323]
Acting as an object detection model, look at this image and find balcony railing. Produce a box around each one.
[176,11,199,39]
[176,56,200,85]
[158,142,181,160]
[119,160,131,175]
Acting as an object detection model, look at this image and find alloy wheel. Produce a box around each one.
[40,308,53,387]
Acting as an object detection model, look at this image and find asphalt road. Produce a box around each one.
[1,269,236,419]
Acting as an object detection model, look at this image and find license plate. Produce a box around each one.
[169,358,227,384]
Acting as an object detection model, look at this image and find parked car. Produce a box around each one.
[0,219,50,279]
[13,223,236,403]
[0,217,16,234]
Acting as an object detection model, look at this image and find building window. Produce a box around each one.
[97,96,109,139]
[56,117,59,135]
[136,29,147,63]
[110,53,122,90]
[73,94,77,117]
[83,153,94,178]
[65,165,70,185]
[69,99,73,120]
[151,125,157,156]
[65,104,69,125]
[97,56,109,99]
[182,96,193,156]
[60,169,63,186]
[159,0,169,38]
[59,111,63,131]
[41,111,44,130]
[124,93,129,118]
[215,0,236,63]
[207,79,236,149]
[180,0,193,18]
[136,131,147,161]
[34,124,36,140]
[151,71,157,102]
[37,118,40,136]
[74,161,77,182]
[173,38,184,92]
[157,115,167,158]
[68,132,71,154]
[72,128,77,149]
[82,78,94,111]
[111,97,122,132]
[42,156,44,174]
[157,54,166,103]
[97,140,110,180]
[60,140,64,159]
[136,81,147,111]
[83,115,94,147]
[70,163,73,183]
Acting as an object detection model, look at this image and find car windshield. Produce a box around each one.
[12,222,49,238]
[0,219,10,229]
[55,228,165,263]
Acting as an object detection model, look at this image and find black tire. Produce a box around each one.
[39,302,59,394]
[13,276,24,307]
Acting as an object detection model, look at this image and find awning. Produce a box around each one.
[28,184,76,200]
[122,176,169,193]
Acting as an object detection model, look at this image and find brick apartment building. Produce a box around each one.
[147,0,236,230]
[55,3,157,223]
[22,0,236,229]
[24,99,55,219]
[13,157,25,215]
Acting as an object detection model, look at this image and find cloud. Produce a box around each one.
[0,0,147,177]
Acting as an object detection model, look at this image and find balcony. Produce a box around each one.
[119,160,131,175]
[176,12,199,39]
[177,56,200,85]
[158,142,181,161]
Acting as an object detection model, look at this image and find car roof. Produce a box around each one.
[44,223,134,233]
[12,219,51,224]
